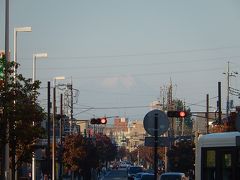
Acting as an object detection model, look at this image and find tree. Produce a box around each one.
[0,59,46,178]
[116,146,127,161]
[63,134,98,179]
[95,133,117,166]
[167,140,195,174]
[129,146,165,169]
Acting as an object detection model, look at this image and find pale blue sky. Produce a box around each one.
[1,0,240,121]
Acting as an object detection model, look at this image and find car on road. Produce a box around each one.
[140,173,154,180]
[159,172,188,180]
[134,172,151,180]
[119,161,132,168]
[127,166,144,180]
[134,172,155,180]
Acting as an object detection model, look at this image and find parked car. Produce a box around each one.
[127,166,144,180]
[159,172,188,180]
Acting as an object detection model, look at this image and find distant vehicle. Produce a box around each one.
[139,173,154,180]
[134,172,151,180]
[113,164,119,169]
[195,131,240,180]
[127,166,144,180]
[159,172,187,180]
[119,161,131,168]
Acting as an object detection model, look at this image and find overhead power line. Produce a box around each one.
[18,46,240,60]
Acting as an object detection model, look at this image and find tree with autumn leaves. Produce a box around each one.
[63,133,117,179]
[129,146,165,169]
[0,56,46,179]
[95,133,118,166]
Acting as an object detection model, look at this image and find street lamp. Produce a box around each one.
[52,76,65,180]
[13,27,32,79]
[32,52,47,180]
[32,53,48,82]
[13,26,32,180]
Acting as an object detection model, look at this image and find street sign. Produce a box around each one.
[144,137,170,147]
[144,136,193,147]
[143,109,169,136]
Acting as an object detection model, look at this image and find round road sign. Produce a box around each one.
[143,109,169,136]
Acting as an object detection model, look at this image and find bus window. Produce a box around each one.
[203,149,216,180]
[221,152,232,180]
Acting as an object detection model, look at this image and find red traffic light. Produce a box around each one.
[100,118,107,124]
[90,117,107,124]
[167,111,187,118]
[179,111,186,118]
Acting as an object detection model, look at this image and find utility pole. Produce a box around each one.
[218,82,222,124]
[47,81,51,179]
[59,93,63,179]
[66,80,73,134]
[206,94,209,134]
[224,61,238,118]
[226,61,230,118]
[69,79,73,134]
[52,87,56,180]
[154,114,158,180]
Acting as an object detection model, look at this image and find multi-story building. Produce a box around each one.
[126,120,146,152]
[103,117,147,152]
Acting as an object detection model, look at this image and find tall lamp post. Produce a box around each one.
[12,26,32,180]
[53,76,65,180]
[3,0,10,179]
[13,27,32,78]
[32,53,48,180]
[32,53,48,82]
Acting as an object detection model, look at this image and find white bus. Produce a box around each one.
[195,131,240,180]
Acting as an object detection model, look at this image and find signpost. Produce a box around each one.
[144,137,170,147]
[143,109,169,136]
[144,136,193,147]
[143,109,169,180]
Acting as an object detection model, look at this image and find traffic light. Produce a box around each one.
[167,111,188,118]
[100,117,107,124]
[90,117,107,124]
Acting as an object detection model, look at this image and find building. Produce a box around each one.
[127,120,146,152]
[75,119,89,135]
[193,112,226,135]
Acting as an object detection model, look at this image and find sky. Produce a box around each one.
[1,0,240,122]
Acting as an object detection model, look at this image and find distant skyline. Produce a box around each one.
[1,0,240,121]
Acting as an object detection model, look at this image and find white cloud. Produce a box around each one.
[102,76,119,88]
[102,75,136,89]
